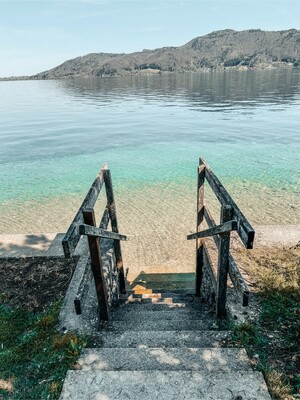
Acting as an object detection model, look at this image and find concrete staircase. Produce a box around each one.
[59,290,271,399]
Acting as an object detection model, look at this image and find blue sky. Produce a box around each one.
[1,0,300,77]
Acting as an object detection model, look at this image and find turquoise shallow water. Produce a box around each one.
[0,70,300,232]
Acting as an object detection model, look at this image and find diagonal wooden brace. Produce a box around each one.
[187,220,238,240]
[79,224,128,241]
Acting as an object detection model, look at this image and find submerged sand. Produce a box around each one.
[0,182,299,282]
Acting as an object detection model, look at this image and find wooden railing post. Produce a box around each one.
[216,205,232,319]
[83,209,109,321]
[103,169,126,294]
[195,158,205,296]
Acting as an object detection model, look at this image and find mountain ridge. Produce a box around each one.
[3,29,300,80]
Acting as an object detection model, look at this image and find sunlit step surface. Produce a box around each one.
[110,309,211,321]
[101,318,214,331]
[95,330,228,348]
[78,348,252,372]
[60,370,271,400]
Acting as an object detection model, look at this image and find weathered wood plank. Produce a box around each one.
[201,157,255,249]
[202,242,217,292]
[187,220,237,240]
[74,206,110,315]
[204,205,250,305]
[74,263,92,315]
[79,224,128,241]
[103,169,126,293]
[83,209,109,322]
[195,160,205,297]
[100,206,110,230]
[62,163,107,258]
[203,204,217,233]
[216,205,232,319]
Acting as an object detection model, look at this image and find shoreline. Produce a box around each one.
[1,223,299,256]
[1,65,299,82]
[1,224,298,284]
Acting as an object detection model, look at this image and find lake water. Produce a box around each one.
[0,70,299,272]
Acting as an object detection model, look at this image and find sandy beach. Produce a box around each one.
[1,178,299,282]
[1,217,299,284]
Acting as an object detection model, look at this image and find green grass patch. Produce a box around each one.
[231,246,300,399]
[0,302,87,399]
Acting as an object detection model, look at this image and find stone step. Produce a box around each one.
[78,347,252,372]
[123,294,205,308]
[125,288,195,295]
[130,292,198,301]
[131,293,203,302]
[110,308,213,322]
[132,273,195,283]
[94,330,228,348]
[118,300,209,310]
[46,234,89,257]
[120,300,204,310]
[101,318,214,331]
[128,281,195,291]
[59,370,271,400]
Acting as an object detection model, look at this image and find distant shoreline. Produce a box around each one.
[1,63,299,82]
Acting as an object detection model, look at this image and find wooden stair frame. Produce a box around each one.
[187,157,255,319]
[62,163,127,322]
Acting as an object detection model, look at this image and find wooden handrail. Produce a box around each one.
[83,208,109,322]
[100,206,110,229]
[189,157,254,319]
[79,224,128,241]
[187,220,237,240]
[200,157,255,249]
[216,205,232,319]
[103,169,126,294]
[204,205,250,306]
[62,163,107,258]
[62,164,127,322]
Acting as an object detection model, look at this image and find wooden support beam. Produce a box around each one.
[204,205,250,306]
[100,206,110,230]
[62,163,107,258]
[83,209,109,322]
[200,157,255,249]
[79,224,128,241]
[203,242,217,292]
[195,159,205,297]
[187,220,237,240]
[74,261,92,315]
[216,205,232,319]
[103,169,126,294]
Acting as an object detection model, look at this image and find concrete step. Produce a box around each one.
[125,288,195,295]
[78,347,252,372]
[117,299,210,310]
[130,292,198,301]
[123,294,206,308]
[129,280,195,291]
[101,318,214,331]
[132,273,195,283]
[59,370,271,399]
[110,309,213,322]
[119,300,204,310]
[94,330,228,348]
[46,234,89,257]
